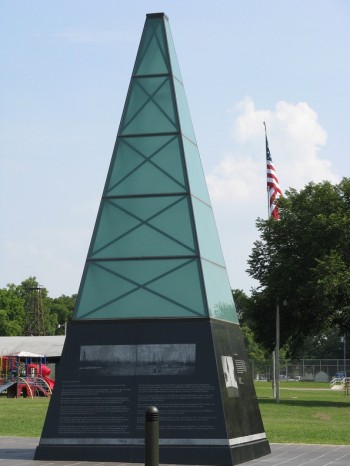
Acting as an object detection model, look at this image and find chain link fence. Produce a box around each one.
[250,358,350,382]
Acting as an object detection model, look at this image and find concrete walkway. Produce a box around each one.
[1,437,350,466]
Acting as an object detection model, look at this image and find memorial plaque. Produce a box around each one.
[35,12,270,465]
[36,320,269,463]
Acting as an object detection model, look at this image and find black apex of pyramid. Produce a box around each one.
[146,12,169,20]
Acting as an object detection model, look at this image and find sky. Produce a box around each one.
[1,1,349,298]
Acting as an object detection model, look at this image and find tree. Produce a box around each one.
[301,328,347,360]
[0,284,26,335]
[47,294,76,335]
[246,178,350,357]
[0,277,76,336]
[232,289,268,361]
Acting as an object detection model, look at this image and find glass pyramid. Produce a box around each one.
[74,13,238,324]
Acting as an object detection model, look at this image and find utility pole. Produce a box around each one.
[341,335,347,377]
[275,300,280,403]
[345,335,347,377]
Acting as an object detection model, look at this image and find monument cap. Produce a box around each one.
[146,12,168,20]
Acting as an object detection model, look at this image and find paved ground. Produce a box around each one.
[1,437,350,466]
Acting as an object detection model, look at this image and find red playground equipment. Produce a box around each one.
[0,351,55,398]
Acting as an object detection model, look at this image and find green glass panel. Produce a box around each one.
[134,18,169,76]
[90,199,138,257]
[201,259,238,324]
[173,78,196,143]
[105,136,186,196]
[182,137,211,204]
[90,196,196,258]
[120,77,177,135]
[74,13,237,324]
[191,197,225,266]
[74,259,207,319]
[164,19,182,82]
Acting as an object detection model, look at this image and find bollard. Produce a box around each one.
[145,406,159,466]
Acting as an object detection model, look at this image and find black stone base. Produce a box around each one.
[231,439,271,465]
[35,319,270,465]
[35,439,270,465]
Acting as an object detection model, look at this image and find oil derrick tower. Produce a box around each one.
[24,286,46,336]
[35,13,270,465]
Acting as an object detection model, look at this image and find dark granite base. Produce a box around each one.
[35,439,270,465]
[231,439,271,464]
[35,319,270,465]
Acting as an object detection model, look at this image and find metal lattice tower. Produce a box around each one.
[24,286,46,336]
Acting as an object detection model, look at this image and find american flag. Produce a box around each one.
[265,127,282,219]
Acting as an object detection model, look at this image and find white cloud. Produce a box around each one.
[206,154,261,203]
[208,97,340,206]
[205,97,340,294]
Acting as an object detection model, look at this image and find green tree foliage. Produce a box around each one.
[48,294,76,335]
[0,277,76,336]
[232,289,268,362]
[246,178,350,357]
[0,285,25,335]
[301,328,347,359]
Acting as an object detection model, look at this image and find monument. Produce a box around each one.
[35,13,270,465]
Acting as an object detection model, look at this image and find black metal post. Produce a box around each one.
[145,406,159,466]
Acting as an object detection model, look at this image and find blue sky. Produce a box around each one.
[1,1,349,297]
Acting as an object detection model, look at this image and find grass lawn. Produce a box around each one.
[0,397,49,437]
[0,382,349,444]
[255,381,350,444]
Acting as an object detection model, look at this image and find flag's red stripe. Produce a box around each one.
[265,134,282,219]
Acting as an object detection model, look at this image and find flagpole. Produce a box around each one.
[264,121,280,403]
[275,300,280,403]
[264,122,270,218]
